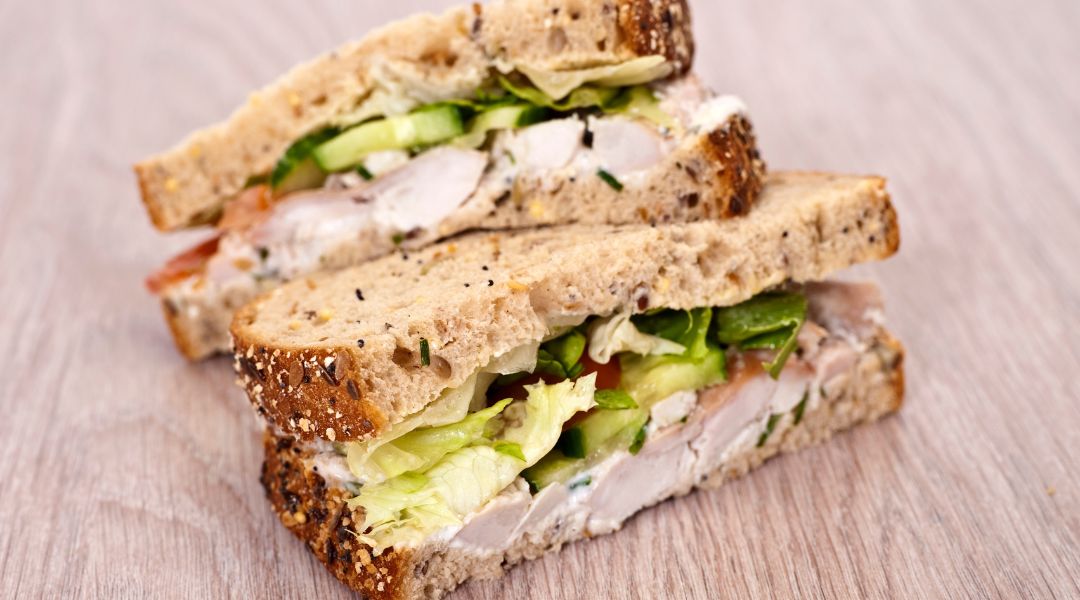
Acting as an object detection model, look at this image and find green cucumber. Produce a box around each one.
[619,348,726,408]
[568,407,649,458]
[529,407,648,492]
[454,104,552,148]
[270,127,340,193]
[522,450,583,492]
[273,158,326,195]
[477,104,551,130]
[312,105,465,171]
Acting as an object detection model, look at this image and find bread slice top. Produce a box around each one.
[135,0,694,231]
[232,171,899,442]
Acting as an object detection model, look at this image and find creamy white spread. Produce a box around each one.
[690,95,748,133]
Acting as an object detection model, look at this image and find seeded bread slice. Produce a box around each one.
[231,171,900,442]
[161,111,763,361]
[259,330,904,600]
[134,0,694,231]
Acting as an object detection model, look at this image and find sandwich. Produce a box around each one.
[232,171,903,599]
[135,0,765,359]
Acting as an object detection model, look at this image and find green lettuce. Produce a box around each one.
[632,307,713,359]
[587,310,686,364]
[361,399,513,483]
[516,55,672,100]
[604,85,676,129]
[348,375,597,553]
[713,292,808,379]
[499,76,673,129]
[346,373,487,484]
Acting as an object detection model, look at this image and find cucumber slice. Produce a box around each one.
[269,127,340,193]
[454,104,552,148]
[528,406,648,492]
[619,348,726,408]
[272,157,326,195]
[312,105,465,171]
[522,450,582,492]
[568,407,649,458]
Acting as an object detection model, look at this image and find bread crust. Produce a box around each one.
[135,0,696,231]
[231,171,900,443]
[260,331,904,599]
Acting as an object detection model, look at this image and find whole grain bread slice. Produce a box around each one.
[260,329,904,600]
[231,171,900,442]
[135,0,694,231]
[162,111,763,361]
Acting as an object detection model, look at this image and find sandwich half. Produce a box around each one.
[232,171,903,599]
[137,0,764,359]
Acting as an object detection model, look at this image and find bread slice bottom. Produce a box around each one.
[260,327,903,599]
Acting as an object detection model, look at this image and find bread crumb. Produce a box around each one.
[317,308,334,322]
[326,428,336,441]
[507,280,528,291]
[288,321,302,331]
[164,177,179,192]
[299,417,311,432]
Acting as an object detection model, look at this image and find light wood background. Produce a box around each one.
[2,0,1078,597]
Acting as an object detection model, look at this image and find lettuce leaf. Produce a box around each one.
[604,85,676,129]
[587,310,686,364]
[516,55,672,100]
[503,374,597,463]
[361,399,513,484]
[346,373,485,483]
[631,307,712,359]
[713,292,808,379]
[348,375,597,553]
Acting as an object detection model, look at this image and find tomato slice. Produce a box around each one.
[145,185,273,295]
[579,354,621,390]
[145,236,220,294]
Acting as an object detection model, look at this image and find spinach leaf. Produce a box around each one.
[714,292,807,379]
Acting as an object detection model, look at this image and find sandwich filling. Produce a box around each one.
[293,282,887,555]
[146,61,746,317]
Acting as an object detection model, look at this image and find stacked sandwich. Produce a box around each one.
[136,1,903,598]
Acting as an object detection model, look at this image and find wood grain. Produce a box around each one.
[2,0,1079,598]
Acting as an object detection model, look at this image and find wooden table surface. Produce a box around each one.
[2,0,1078,597]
